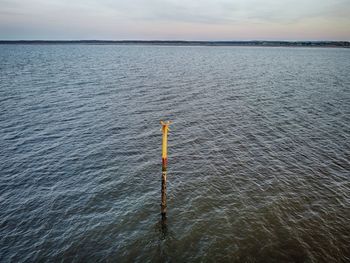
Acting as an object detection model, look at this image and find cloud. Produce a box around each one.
[98,0,350,24]
[0,0,349,40]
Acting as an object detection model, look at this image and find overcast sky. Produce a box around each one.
[0,0,349,40]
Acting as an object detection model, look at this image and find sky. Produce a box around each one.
[0,0,349,41]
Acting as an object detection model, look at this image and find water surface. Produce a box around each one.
[1,45,349,262]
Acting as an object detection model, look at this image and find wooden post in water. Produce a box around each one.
[161,121,171,219]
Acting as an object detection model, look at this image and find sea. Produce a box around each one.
[0,44,349,262]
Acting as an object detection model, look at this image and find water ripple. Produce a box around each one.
[0,45,349,262]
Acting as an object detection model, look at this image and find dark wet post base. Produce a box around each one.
[161,166,167,219]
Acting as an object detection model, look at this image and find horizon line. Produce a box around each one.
[1,39,349,42]
[1,40,349,48]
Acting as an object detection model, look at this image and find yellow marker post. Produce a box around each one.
[161,121,171,219]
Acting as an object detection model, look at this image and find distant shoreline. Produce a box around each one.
[0,40,349,48]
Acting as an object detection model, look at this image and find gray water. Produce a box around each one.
[0,45,349,262]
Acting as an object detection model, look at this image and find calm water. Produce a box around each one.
[1,45,349,262]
